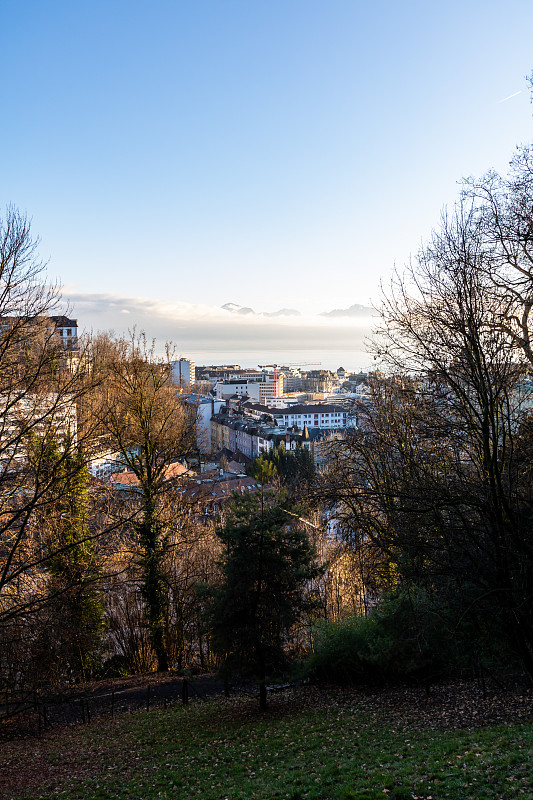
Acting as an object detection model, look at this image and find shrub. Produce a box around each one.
[306,587,465,684]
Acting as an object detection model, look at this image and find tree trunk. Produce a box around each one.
[141,501,169,672]
[258,657,267,710]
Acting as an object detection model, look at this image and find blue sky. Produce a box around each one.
[2,1,533,368]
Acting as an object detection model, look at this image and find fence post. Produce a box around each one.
[479,662,487,700]
[146,685,151,712]
[86,698,91,723]
[182,679,188,706]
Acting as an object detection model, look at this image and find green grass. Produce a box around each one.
[4,689,533,800]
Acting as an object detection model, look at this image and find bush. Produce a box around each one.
[306,588,465,684]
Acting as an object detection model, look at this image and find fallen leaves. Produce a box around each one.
[1,680,532,800]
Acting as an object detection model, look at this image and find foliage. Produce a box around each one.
[209,493,321,708]
[322,204,533,681]
[248,444,316,503]
[162,521,222,671]
[25,434,105,682]
[306,588,476,685]
[247,453,278,484]
[463,138,533,368]
[103,554,158,675]
[101,520,222,676]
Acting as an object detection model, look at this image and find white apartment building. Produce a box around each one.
[258,375,284,402]
[215,379,262,401]
[267,393,307,409]
[195,366,262,386]
[214,374,283,402]
[0,393,78,469]
[280,368,303,393]
[181,394,225,453]
[1,315,78,351]
[273,403,354,429]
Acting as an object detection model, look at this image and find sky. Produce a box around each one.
[2,1,533,370]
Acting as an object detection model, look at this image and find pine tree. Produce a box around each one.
[209,494,320,709]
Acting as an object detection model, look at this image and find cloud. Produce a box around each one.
[59,289,376,369]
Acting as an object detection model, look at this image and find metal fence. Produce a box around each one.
[0,675,226,738]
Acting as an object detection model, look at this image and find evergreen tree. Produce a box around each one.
[32,434,105,681]
[248,445,315,503]
[209,493,320,709]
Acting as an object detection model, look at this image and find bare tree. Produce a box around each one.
[0,207,107,689]
[93,332,198,671]
[462,73,533,366]
[322,205,533,679]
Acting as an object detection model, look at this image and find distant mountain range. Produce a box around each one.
[222,302,375,318]
[222,303,300,317]
[320,303,376,318]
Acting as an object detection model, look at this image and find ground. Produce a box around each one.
[1,678,532,800]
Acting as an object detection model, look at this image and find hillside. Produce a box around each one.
[2,682,532,800]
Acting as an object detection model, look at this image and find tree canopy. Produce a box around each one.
[209,493,321,708]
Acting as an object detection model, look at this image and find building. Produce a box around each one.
[309,429,346,467]
[214,374,284,402]
[171,358,195,387]
[107,461,190,489]
[87,450,126,481]
[272,403,354,430]
[210,410,312,459]
[179,473,260,520]
[240,401,276,421]
[0,314,78,352]
[258,375,284,402]
[301,370,336,394]
[49,316,78,350]
[280,367,303,393]
[215,379,262,401]
[0,392,78,469]
[181,394,224,453]
[195,365,262,386]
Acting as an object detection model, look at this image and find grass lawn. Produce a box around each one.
[2,683,532,800]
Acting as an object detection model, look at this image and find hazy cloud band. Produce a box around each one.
[61,290,378,369]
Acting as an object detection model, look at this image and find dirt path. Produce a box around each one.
[0,672,226,739]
